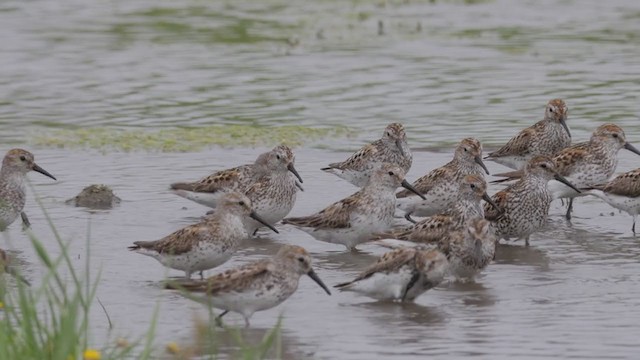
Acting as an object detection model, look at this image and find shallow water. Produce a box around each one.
[3,148,640,359]
[2,0,640,358]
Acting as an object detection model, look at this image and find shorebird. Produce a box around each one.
[0,149,56,230]
[334,246,448,301]
[166,245,331,327]
[170,145,303,209]
[396,138,489,220]
[373,218,497,282]
[283,164,424,250]
[322,123,412,187]
[583,168,640,234]
[129,192,278,279]
[485,99,571,170]
[376,174,499,242]
[485,155,580,246]
[492,124,640,220]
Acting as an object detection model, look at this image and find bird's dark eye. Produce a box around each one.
[612,133,619,138]
[297,257,304,263]
[388,171,394,176]
[540,164,547,168]
[19,156,26,161]
[276,155,281,160]
[238,201,245,206]
[470,184,476,189]
[463,148,468,152]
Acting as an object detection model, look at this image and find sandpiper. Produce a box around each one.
[0,149,56,230]
[0,248,30,285]
[129,192,278,279]
[485,99,571,170]
[282,164,424,250]
[374,218,496,282]
[239,145,301,235]
[493,124,640,220]
[377,174,499,242]
[170,145,303,209]
[334,246,448,302]
[321,123,412,187]
[550,124,640,219]
[396,138,489,220]
[485,156,581,246]
[583,168,640,234]
[434,218,496,281]
[166,245,331,327]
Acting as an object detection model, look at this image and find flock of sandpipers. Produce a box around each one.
[1,98,639,327]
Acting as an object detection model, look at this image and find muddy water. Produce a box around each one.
[2,0,640,358]
[3,147,640,359]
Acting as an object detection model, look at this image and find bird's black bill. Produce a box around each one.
[249,211,279,234]
[404,212,417,224]
[482,193,502,213]
[287,163,304,183]
[474,155,490,175]
[400,180,426,200]
[560,118,571,138]
[624,142,640,156]
[307,269,331,295]
[554,174,581,193]
[32,163,56,181]
[395,139,406,157]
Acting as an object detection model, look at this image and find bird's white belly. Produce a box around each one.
[549,168,611,199]
[345,269,415,301]
[156,242,234,272]
[490,155,528,171]
[245,194,297,234]
[172,189,228,208]
[326,168,371,188]
[302,212,392,249]
[599,193,640,215]
[396,190,456,217]
[208,285,294,317]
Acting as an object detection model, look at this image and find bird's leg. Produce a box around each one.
[402,272,420,302]
[244,316,251,328]
[199,271,204,280]
[185,271,192,280]
[565,198,574,220]
[21,212,31,229]
[632,216,637,236]
[252,229,258,237]
[6,267,30,286]
[215,310,229,327]
[525,236,530,247]
[348,246,364,253]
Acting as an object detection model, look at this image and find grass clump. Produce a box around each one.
[0,199,283,359]
[0,214,146,360]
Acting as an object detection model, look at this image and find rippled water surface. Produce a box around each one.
[2,0,640,358]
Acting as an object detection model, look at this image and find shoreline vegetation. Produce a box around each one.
[0,200,282,360]
[31,125,352,152]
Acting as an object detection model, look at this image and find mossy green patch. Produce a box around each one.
[32,125,352,152]
[452,26,528,40]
